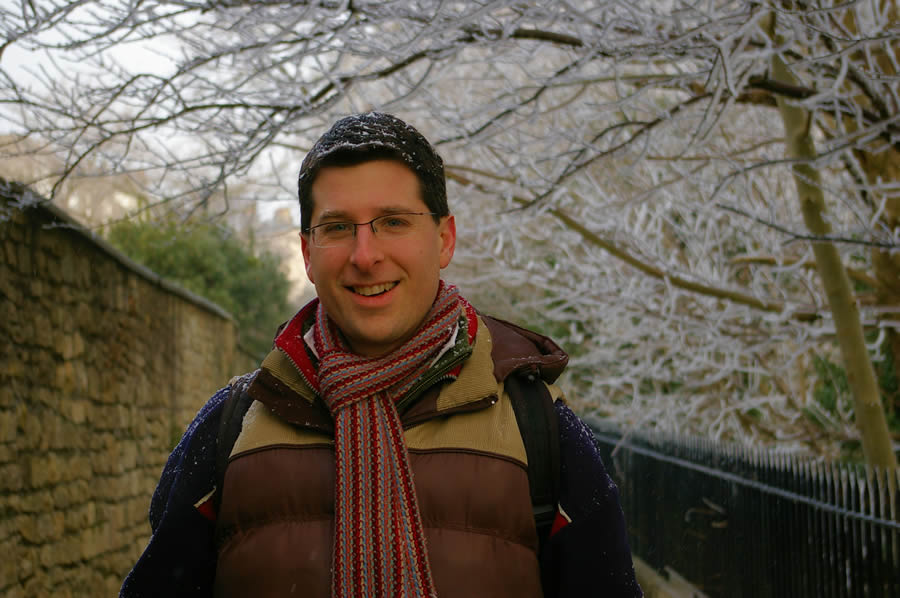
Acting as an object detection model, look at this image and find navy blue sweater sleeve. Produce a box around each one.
[119,386,230,598]
[541,402,643,598]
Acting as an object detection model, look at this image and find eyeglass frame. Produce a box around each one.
[302,211,439,248]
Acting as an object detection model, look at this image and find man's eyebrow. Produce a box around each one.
[315,206,421,221]
[315,209,353,222]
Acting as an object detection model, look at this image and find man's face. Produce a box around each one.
[301,159,456,357]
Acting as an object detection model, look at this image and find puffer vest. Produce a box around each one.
[213,315,568,598]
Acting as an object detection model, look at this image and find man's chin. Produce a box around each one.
[343,325,416,359]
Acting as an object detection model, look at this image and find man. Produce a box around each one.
[121,112,642,597]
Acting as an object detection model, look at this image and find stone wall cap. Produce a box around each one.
[0,176,235,323]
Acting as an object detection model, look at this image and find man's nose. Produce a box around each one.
[348,223,384,269]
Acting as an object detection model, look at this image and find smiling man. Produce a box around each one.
[121,113,642,598]
[300,158,455,358]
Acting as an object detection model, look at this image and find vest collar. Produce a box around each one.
[249,298,488,430]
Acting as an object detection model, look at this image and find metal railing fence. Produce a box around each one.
[587,419,899,598]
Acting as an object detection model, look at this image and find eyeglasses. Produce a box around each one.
[305,212,438,248]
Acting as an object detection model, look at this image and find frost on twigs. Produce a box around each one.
[4,1,900,457]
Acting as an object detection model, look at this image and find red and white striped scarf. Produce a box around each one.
[313,281,462,597]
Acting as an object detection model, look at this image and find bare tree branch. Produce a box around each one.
[717,203,900,250]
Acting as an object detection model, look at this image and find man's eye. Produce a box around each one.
[381,216,411,229]
[323,222,352,234]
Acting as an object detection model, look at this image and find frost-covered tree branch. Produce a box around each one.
[718,203,900,250]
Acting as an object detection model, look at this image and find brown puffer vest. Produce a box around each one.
[213,315,568,598]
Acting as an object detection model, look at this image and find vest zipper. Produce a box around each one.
[395,339,474,412]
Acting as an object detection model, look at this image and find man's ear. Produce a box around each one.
[300,233,316,284]
[438,215,456,269]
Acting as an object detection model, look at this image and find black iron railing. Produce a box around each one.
[586,419,900,598]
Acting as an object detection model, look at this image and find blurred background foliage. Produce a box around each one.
[106,218,292,361]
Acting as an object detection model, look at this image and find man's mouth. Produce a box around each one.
[350,282,397,296]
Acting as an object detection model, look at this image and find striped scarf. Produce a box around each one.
[313,281,462,598]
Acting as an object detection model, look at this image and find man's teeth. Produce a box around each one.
[353,282,397,296]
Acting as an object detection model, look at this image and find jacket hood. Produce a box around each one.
[480,315,569,384]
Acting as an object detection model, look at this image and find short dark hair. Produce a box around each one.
[297,112,448,232]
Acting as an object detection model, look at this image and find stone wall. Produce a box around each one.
[0,181,257,597]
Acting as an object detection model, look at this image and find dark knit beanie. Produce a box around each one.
[297,112,447,231]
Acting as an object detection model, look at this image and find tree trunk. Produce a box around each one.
[767,19,897,470]
[839,0,900,447]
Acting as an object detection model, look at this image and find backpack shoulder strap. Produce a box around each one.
[213,370,258,513]
[505,371,560,552]
[211,367,561,544]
